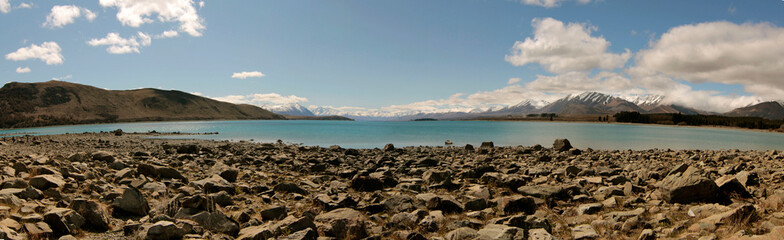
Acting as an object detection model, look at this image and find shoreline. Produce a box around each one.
[0,132,781,239]
[470,117,784,134]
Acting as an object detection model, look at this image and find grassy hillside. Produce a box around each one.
[0,81,286,128]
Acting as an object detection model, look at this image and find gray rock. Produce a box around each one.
[90,151,115,162]
[445,227,478,240]
[260,206,287,221]
[475,224,525,240]
[528,228,554,240]
[571,224,598,240]
[314,208,367,240]
[236,225,272,240]
[141,221,184,240]
[194,175,234,194]
[553,139,572,151]
[273,182,308,195]
[578,203,603,215]
[658,166,720,203]
[69,198,110,232]
[497,195,537,215]
[44,208,85,236]
[112,187,150,216]
[279,228,318,240]
[29,174,65,190]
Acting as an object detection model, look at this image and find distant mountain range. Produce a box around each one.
[268,91,784,121]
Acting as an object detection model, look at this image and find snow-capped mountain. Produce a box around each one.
[265,103,315,116]
[621,94,665,110]
[539,92,644,114]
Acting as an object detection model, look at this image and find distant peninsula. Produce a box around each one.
[0,81,350,129]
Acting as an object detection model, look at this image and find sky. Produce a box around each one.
[1,0,783,116]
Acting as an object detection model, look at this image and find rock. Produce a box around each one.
[141,221,184,240]
[388,212,417,229]
[735,171,758,187]
[279,228,318,240]
[383,144,395,152]
[480,141,494,149]
[236,225,272,240]
[179,210,239,236]
[194,175,234,194]
[638,229,656,240]
[24,222,53,239]
[571,224,599,240]
[44,208,85,236]
[593,186,625,200]
[715,175,751,198]
[381,195,417,212]
[658,166,720,203]
[700,204,757,225]
[350,176,385,192]
[517,185,578,200]
[497,195,537,215]
[269,216,317,236]
[553,139,572,151]
[219,168,239,183]
[112,187,150,216]
[423,169,452,184]
[445,227,478,240]
[578,203,603,215]
[260,206,287,221]
[29,174,65,190]
[68,199,110,232]
[273,182,308,195]
[529,228,554,240]
[314,208,367,240]
[475,224,525,240]
[91,151,115,162]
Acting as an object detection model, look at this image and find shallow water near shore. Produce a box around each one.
[1,120,782,150]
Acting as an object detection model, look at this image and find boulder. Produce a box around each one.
[350,176,385,192]
[445,227,478,240]
[112,187,150,216]
[529,228,555,240]
[658,166,720,203]
[571,224,599,240]
[29,174,65,190]
[236,225,272,240]
[279,228,318,240]
[553,139,572,151]
[314,208,367,240]
[68,199,110,232]
[194,175,234,194]
[273,182,308,195]
[497,195,537,215]
[43,208,85,236]
[260,206,287,221]
[140,221,184,240]
[475,224,525,240]
[90,151,115,162]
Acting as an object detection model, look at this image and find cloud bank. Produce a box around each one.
[88,32,152,54]
[99,0,205,37]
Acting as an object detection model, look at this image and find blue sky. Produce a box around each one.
[2,0,783,115]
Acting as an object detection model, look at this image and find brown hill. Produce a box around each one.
[0,80,285,128]
[725,101,784,120]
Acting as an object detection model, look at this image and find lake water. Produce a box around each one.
[1,120,782,150]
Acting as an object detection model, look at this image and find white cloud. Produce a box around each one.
[526,71,633,94]
[232,71,265,79]
[506,17,630,73]
[99,0,205,37]
[15,67,30,73]
[507,78,521,85]
[87,32,151,54]
[520,0,590,8]
[213,93,308,105]
[635,21,784,100]
[199,1,204,8]
[156,30,179,39]
[43,5,97,28]
[5,41,64,65]
[0,0,10,13]
[17,2,31,9]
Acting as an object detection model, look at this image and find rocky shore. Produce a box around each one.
[0,132,783,240]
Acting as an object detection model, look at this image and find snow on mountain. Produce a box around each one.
[621,94,665,107]
[265,103,315,116]
[510,99,551,109]
[565,92,617,105]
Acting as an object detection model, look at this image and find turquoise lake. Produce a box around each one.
[1,120,782,150]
